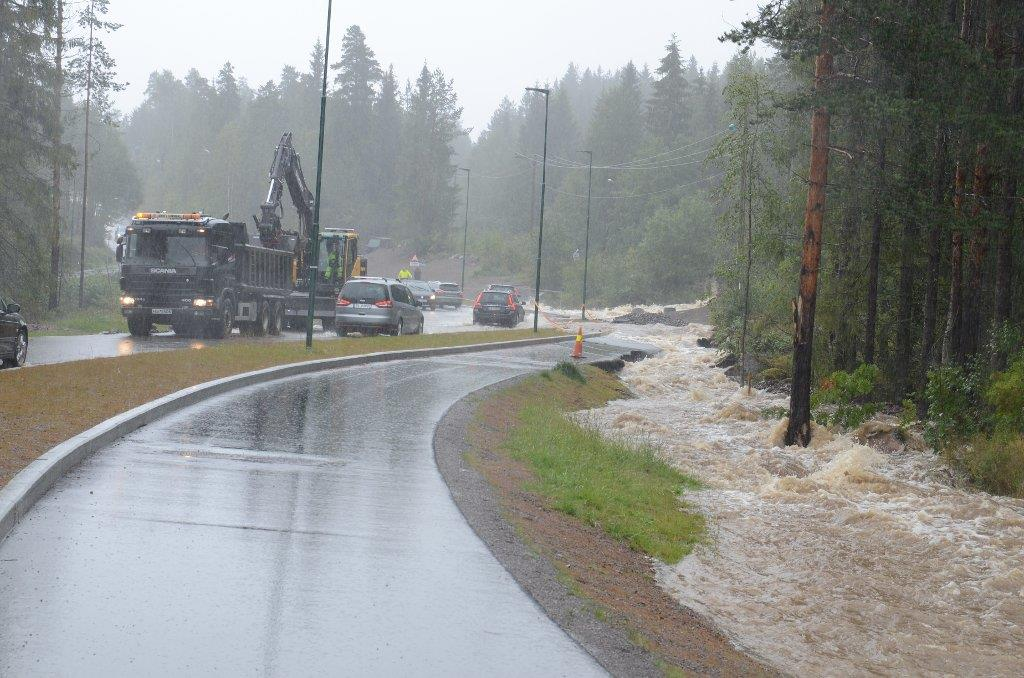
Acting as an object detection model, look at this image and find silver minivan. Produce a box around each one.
[335,277,424,336]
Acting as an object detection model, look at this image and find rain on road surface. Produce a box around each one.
[0,342,627,677]
[28,305,553,366]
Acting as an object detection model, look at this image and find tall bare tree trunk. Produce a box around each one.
[992,19,1022,369]
[919,129,948,417]
[942,164,967,363]
[895,213,917,398]
[864,140,886,364]
[78,0,94,309]
[961,147,992,360]
[48,0,64,310]
[786,0,834,447]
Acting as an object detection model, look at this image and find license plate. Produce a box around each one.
[152,308,172,315]
[353,303,372,309]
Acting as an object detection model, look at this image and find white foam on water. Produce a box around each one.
[583,323,1024,676]
[541,300,706,322]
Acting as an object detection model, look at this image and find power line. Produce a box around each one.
[522,152,712,172]
[605,129,728,168]
[546,171,725,200]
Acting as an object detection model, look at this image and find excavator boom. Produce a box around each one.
[254,132,314,268]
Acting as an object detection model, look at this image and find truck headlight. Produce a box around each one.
[192,298,214,308]
[429,294,436,300]
[120,296,136,306]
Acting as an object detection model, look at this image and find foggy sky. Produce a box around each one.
[105,0,763,135]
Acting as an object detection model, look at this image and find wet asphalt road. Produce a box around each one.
[0,342,627,676]
[28,305,553,366]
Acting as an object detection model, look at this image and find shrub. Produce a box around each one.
[811,363,882,429]
[924,365,986,450]
[552,361,586,383]
[959,431,1024,498]
[985,355,1024,433]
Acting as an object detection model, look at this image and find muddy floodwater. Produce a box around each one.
[584,323,1024,676]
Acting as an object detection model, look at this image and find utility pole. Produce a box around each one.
[525,87,550,333]
[78,0,94,309]
[457,167,470,294]
[49,0,64,310]
[306,0,333,349]
[579,150,593,320]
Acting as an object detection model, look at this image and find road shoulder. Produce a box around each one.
[434,370,777,677]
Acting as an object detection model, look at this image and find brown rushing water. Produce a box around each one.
[583,323,1024,676]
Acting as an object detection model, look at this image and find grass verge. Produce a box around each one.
[0,328,561,489]
[466,364,769,676]
[32,305,126,336]
[507,372,703,563]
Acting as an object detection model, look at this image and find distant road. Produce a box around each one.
[28,306,552,366]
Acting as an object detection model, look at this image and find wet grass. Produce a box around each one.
[0,328,562,489]
[33,305,126,336]
[501,367,705,564]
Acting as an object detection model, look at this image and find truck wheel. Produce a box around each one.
[128,316,151,337]
[335,326,348,337]
[253,301,270,337]
[207,301,234,340]
[268,303,284,336]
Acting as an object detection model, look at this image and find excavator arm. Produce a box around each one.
[254,132,314,268]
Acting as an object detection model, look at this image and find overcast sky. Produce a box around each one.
[105,0,763,135]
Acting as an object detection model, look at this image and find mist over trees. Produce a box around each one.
[0,0,133,309]
[124,27,465,254]
[464,38,728,306]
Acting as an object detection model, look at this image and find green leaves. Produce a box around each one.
[811,363,883,429]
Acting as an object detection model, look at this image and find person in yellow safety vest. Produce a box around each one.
[323,241,340,280]
[398,268,413,280]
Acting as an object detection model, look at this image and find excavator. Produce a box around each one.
[253,132,366,331]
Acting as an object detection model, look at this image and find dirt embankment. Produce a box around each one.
[436,366,775,677]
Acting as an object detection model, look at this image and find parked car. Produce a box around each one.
[0,295,29,368]
[472,290,524,327]
[335,277,424,336]
[486,284,527,322]
[430,281,464,309]
[403,279,438,310]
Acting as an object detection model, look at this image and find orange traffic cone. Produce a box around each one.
[571,326,584,359]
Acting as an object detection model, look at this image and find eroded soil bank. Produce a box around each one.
[581,323,1024,676]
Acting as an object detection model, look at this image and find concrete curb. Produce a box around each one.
[0,333,572,543]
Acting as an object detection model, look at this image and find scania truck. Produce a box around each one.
[117,212,293,338]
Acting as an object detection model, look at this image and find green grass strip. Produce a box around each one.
[504,383,703,563]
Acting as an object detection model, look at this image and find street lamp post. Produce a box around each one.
[525,86,550,333]
[579,150,593,321]
[457,167,470,295]
[305,0,334,349]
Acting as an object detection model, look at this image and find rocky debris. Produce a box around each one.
[715,353,736,369]
[611,304,710,327]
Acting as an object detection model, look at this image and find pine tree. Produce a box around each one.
[647,35,688,140]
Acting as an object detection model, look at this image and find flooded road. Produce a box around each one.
[28,305,550,366]
[584,323,1024,676]
[0,343,623,676]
